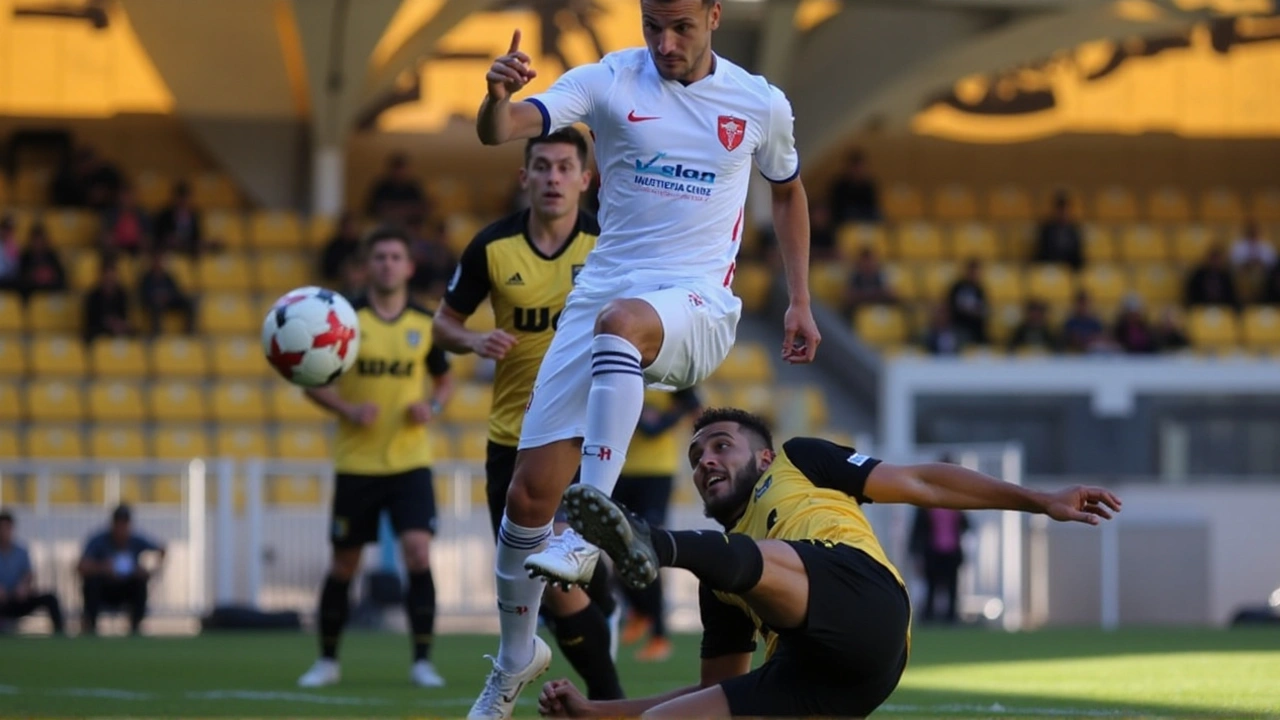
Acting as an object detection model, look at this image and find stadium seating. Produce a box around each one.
[27,294,79,333]
[0,293,22,333]
[0,383,20,422]
[152,336,210,378]
[1187,306,1240,350]
[0,335,26,375]
[148,380,208,423]
[1243,306,1280,353]
[88,381,148,423]
[212,336,268,378]
[91,338,149,378]
[25,380,84,423]
[211,381,267,422]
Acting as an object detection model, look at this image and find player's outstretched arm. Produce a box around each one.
[478,29,546,145]
[864,462,1122,525]
[537,655,749,718]
[432,303,518,360]
[771,178,821,365]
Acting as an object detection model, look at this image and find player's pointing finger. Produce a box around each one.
[509,28,522,54]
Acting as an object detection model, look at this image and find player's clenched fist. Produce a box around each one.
[538,678,593,717]
[487,29,537,101]
[471,328,519,361]
[344,402,378,427]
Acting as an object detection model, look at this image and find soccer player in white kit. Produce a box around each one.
[468,1,820,717]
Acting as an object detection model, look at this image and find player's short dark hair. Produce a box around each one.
[646,0,717,6]
[694,407,774,452]
[363,226,412,255]
[525,127,589,169]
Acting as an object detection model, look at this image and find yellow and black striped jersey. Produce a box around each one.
[443,209,599,446]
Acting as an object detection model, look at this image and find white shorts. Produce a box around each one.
[517,279,742,450]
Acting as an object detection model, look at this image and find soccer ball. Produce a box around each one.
[262,287,360,387]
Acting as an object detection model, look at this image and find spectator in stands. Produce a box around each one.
[1230,220,1275,270]
[923,304,964,356]
[1062,290,1107,353]
[1008,299,1060,353]
[909,473,969,625]
[809,203,837,261]
[1185,246,1240,310]
[946,259,989,344]
[83,259,133,343]
[1152,307,1189,352]
[137,252,196,336]
[51,146,122,210]
[319,212,362,283]
[1113,295,1157,354]
[827,149,881,223]
[407,216,456,302]
[1033,191,1083,270]
[0,511,65,635]
[17,222,66,300]
[153,181,203,256]
[845,248,895,316]
[100,185,152,257]
[366,153,427,223]
[78,505,165,636]
[1265,263,1280,305]
[0,214,20,291]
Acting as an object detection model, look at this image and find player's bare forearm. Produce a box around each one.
[431,307,481,355]
[771,178,812,306]
[583,684,705,717]
[303,386,355,419]
[477,94,513,146]
[905,463,1048,512]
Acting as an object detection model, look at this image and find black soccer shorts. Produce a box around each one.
[719,541,911,718]
[329,468,437,547]
[484,441,577,541]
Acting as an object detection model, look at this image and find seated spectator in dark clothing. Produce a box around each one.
[1034,191,1083,270]
[0,511,64,635]
[366,153,427,223]
[78,505,165,636]
[51,146,122,210]
[1062,291,1108,353]
[1008,300,1060,353]
[18,223,66,299]
[809,203,837,262]
[83,261,132,343]
[1152,307,1190,351]
[137,252,196,336]
[1265,263,1280,305]
[1185,246,1239,310]
[845,248,895,316]
[1113,295,1157,354]
[319,212,363,283]
[828,149,881,223]
[153,181,203,256]
[924,305,964,356]
[100,185,152,256]
[946,259,989,344]
[0,215,20,291]
[1229,220,1276,270]
[407,217,456,301]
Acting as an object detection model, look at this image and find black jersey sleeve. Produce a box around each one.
[782,437,882,504]
[425,345,450,377]
[442,233,492,315]
[699,583,758,659]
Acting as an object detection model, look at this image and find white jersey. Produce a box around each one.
[526,48,799,292]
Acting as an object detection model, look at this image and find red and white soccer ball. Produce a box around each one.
[261,286,360,387]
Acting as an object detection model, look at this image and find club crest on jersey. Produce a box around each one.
[406,330,421,348]
[718,115,747,152]
[572,264,583,284]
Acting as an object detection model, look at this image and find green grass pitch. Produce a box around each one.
[2,627,1278,718]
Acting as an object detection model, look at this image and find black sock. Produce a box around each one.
[319,575,351,660]
[406,570,436,662]
[584,560,617,617]
[551,605,625,700]
[651,530,764,595]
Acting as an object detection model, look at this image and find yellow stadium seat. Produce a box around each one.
[90,338,148,378]
[732,263,771,313]
[0,383,20,423]
[0,427,18,458]
[730,384,775,421]
[268,477,322,505]
[134,170,172,211]
[949,223,999,262]
[148,380,208,423]
[26,294,79,333]
[43,210,100,248]
[714,343,774,383]
[0,292,23,333]
[214,426,271,458]
[1250,187,1280,223]
[854,306,908,348]
[211,380,267,422]
[881,263,919,302]
[1080,265,1129,312]
[882,183,923,220]
[151,336,210,378]
[446,352,478,381]
[1242,307,1280,352]
[932,185,978,221]
[252,252,312,295]
[920,263,959,303]
[980,264,1023,305]
[0,335,26,376]
[211,336,269,378]
[25,380,84,423]
[1082,224,1116,264]
[810,264,846,306]
[201,211,246,248]
[1133,264,1181,306]
[1172,225,1221,266]
[308,215,337,247]
[250,211,303,250]
[986,185,1034,222]
[1147,187,1191,223]
[26,425,84,458]
[987,303,1023,346]
[192,173,239,210]
[895,222,945,262]
[1026,265,1076,307]
[14,168,51,205]
[431,431,453,464]
[90,426,148,460]
[270,384,329,423]
[1119,225,1170,264]
[196,254,253,293]
[70,252,138,291]
[200,293,260,334]
[153,477,184,505]
[88,381,147,423]
[1187,307,1240,350]
[1093,186,1138,222]
[1200,187,1244,224]
[442,384,493,424]
[457,427,488,462]
[275,424,330,460]
[800,386,829,430]
[163,254,197,290]
[154,427,209,459]
[836,223,889,261]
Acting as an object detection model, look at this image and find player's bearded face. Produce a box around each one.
[641,0,719,82]
[691,423,771,526]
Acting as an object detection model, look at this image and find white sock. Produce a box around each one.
[581,333,646,498]
[495,515,552,672]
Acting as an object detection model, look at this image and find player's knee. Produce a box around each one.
[329,550,361,582]
[401,537,431,572]
[505,477,560,526]
[594,300,651,342]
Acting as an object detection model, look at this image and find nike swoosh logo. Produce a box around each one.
[501,681,526,704]
[627,110,659,122]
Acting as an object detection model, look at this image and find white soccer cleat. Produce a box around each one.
[467,636,553,720]
[410,660,446,688]
[297,658,340,688]
[524,527,601,588]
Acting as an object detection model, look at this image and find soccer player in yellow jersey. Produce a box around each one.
[544,408,1123,718]
[432,128,625,700]
[296,228,455,690]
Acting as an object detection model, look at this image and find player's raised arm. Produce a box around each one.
[477,30,545,145]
